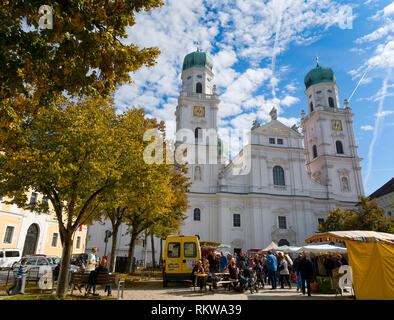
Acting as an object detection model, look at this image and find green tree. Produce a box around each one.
[0,0,163,133]
[0,96,135,297]
[319,196,394,233]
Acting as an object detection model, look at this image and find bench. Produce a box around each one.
[70,272,125,299]
[206,279,238,292]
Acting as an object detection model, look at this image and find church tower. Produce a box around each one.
[175,47,221,192]
[300,59,364,201]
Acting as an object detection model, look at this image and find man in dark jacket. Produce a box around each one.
[299,254,314,296]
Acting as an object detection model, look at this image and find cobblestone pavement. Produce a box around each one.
[92,280,351,300]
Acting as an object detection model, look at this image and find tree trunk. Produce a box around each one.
[109,224,120,273]
[159,238,163,268]
[143,230,147,268]
[126,232,138,274]
[151,232,156,268]
[56,233,73,297]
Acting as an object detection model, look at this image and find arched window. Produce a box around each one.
[336,140,344,154]
[193,208,201,221]
[196,82,202,93]
[273,166,285,186]
[312,145,318,158]
[195,127,202,141]
[328,97,335,108]
[310,102,314,112]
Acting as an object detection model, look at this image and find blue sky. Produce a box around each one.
[115,0,394,195]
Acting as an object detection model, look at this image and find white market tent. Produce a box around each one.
[260,241,278,253]
[298,244,347,253]
[272,245,302,253]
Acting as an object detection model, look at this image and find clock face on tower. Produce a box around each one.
[193,106,205,117]
[331,120,342,131]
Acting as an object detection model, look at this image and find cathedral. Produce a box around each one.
[86,49,364,261]
[176,49,364,253]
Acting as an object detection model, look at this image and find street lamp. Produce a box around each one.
[103,230,112,257]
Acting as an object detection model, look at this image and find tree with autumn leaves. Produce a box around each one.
[0,0,163,136]
[318,196,393,233]
[0,98,190,297]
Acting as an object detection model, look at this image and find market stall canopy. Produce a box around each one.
[305,230,394,244]
[304,230,394,300]
[272,245,301,253]
[298,244,347,253]
[260,241,278,253]
[217,244,231,249]
[199,241,221,248]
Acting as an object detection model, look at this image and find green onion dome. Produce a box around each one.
[304,64,336,90]
[182,50,213,71]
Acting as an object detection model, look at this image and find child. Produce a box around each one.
[7,258,29,295]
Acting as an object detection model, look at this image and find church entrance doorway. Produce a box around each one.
[234,248,241,256]
[22,224,39,256]
[278,239,290,246]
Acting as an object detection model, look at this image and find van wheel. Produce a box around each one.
[163,279,168,287]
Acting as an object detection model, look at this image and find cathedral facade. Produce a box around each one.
[177,49,364,252]
[86,49,365,262]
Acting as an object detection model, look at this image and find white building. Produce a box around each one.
[86,49,365,262]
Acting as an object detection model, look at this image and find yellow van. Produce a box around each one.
[162,235,201,287]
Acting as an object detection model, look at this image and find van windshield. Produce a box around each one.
[168,242,180,258]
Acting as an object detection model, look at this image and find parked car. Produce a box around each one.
[0,249,21,270]
[71,253,88,267]
[13,254,60,278]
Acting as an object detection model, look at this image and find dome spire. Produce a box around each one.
[196,40,200,52]
[316,55,320,67]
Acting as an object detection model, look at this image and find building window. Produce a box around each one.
[233,214,241,227]
[328,97,335,108]
[336,141,344,154]
[51,233,59,247]
[76,236,81,249]
[195,127,202,141]
[193,208,201,221]
[196,82,202,93]
[269,138,275,144]
[277,139,283,145]
[312,145,318,158]
[273,166,285,186]
[278,216,287,229]
[30,192,38,204]
[3,226,15,244]
[318,218,325,226]
[310,102,314,112]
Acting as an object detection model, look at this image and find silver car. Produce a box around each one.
[14,255,60,279]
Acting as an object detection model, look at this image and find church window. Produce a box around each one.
[269,138,275,144]
[273,166,285,186]
[318,218,324,226]
[196,82,202,93]
[312,145,318,158]
[233,214,241,227]
[277,139,283,145]
[328,97,335,108]
[195,127,202,141]
[278,239,289,246]
[278,216,287,229]
[310,102,314,112]
[193,208,201,221]
[197,75,202,78]
[316,90,322,94]
[336,141,344,154]
[194,166,201,181]
[30,192,38,204]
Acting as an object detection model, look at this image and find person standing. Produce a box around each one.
[279,255,292,289]
[87,247,99,271]
[7,259,29,295]
[219,252,228,273]
[299,253,314,296]
[266,251,278,289]
[294,253,304,292]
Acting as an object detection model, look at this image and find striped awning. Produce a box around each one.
[305,231,394,244]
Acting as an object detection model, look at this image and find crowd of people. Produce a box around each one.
[192,249,347,296]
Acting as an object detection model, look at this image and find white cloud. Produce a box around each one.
[374,110,393,118]
[361,125,374,131]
